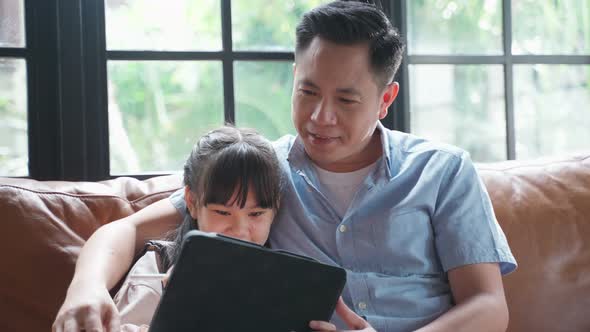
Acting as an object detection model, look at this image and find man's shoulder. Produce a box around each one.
[272,134,297,159]
[383,127,467,164]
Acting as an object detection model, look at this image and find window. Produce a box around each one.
[0,0,28,176]
[2,0,589,179]
[401,0,590,161]
[105,0,327,174]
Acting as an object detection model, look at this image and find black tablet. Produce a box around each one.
[149,230,347,332]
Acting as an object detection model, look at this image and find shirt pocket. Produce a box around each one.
[371,209,443,277]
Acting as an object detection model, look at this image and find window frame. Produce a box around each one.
[4,0,590,180]
[394,0,590,160]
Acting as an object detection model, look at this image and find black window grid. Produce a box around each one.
[1,0,589,180]
[391,0,590,160]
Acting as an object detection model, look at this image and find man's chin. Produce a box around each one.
[304,149,338,167]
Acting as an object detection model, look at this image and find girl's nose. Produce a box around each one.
[228,218,250,241]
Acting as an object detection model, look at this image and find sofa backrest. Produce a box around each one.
[478,154,590,332]
[0,174,183,332]
[0,154,589,332]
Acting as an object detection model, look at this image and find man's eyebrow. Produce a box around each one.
[336,87,362,96]
[299,80,361,96]
[299,79,319,89]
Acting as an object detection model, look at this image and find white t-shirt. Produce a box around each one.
[313,161,377,218]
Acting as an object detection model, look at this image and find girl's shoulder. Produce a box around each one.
[143,240,175,273]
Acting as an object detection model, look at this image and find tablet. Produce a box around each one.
[149,230,347,332]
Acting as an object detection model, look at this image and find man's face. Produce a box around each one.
[292,37,398,172]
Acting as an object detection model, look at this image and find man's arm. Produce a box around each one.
[414,263,509,332]
[53,198,182,332]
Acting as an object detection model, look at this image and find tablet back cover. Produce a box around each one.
[149,231,346,332]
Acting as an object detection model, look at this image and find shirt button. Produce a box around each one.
[339,225,347,233]
[358,302,367,310]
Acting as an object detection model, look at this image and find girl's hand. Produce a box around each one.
[162,265,174,289]
[309,297,377,332]
[52,280,120,332]
[120,323,150,332]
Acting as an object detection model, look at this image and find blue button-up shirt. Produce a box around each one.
[171,123,516,332]
[268,123,516,331]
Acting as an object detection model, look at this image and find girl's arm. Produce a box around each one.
[52,198,181,332]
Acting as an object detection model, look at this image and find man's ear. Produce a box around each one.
[379,82,400,119]
[184,186,198,218]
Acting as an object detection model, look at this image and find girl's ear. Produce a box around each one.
[184,186,198,219]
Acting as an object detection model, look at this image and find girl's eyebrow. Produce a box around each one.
[243,204,265,209]
[209,202,265,209]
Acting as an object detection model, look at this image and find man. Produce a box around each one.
[53,1,516,331]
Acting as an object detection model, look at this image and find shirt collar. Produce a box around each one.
[287,121,394,180]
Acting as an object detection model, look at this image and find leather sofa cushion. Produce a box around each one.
[0,174,182,332]
[0,154,589,332]
[478,154,590,332]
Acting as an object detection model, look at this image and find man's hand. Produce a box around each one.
[309,297,376,332]
[52,280,120,332]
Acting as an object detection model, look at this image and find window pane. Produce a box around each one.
[0,58,28,176]
[0,0,25,47]
[407,0,503,55]
[514,65,590,159]
[232,0,329,51]
[108,61,224,174]
[234,61,295,140]
[513,0,590,55]
[105,0,221,51]
[409,65,506,162]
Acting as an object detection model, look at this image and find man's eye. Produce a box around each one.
[214,210,230,216]
[300,89,316,96]
[340,98,356,104]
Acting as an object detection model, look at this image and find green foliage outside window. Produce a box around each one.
[1,1,588,175]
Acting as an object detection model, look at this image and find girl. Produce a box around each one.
[114,126,355,332]
[114,126,281,331]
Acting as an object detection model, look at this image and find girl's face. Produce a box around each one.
[184,186,275,246]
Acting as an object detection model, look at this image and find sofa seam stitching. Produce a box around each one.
[476,155,590,172]
[0,184,180,205]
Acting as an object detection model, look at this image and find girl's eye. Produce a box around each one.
[213,210,230,216]
[249,211,265,217]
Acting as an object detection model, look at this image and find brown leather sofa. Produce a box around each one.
[1,153,589,332]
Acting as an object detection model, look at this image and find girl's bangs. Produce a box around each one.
[201,143,278,209]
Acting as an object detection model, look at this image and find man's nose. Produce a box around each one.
[310,99,337,126]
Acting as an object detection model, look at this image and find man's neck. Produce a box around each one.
[313,130,383,173]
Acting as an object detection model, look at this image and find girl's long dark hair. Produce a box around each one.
[161,126,281,269]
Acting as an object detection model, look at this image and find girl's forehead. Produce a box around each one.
[205,187,261,208]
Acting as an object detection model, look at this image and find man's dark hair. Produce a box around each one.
[295,0,405,88]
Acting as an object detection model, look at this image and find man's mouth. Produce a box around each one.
[309,132,339,145]
[311,133,335,139]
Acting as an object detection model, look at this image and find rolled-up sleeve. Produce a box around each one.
[432,152,517,275]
